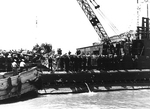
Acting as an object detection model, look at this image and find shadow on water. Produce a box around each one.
[38,83,93,96]
[1,84,150,104]
[38,83,150,96]
[0,91,38,104]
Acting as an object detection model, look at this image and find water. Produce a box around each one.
[1,89,150,109]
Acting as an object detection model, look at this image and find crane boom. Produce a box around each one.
[76,0,109,42]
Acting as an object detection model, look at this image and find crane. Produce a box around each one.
[76,0,110,43]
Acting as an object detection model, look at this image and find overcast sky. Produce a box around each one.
[0,0,149,54]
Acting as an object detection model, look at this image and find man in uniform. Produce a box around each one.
[64,53,70,73]
[12,59,18,75]
[19,59,26,72]
[87,53,91,70]
[82,53,87,71]
[48,55,53,71]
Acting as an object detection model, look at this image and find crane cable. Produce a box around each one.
[97,8,120,35]
[89,0,120,35]
[97,10,119,35]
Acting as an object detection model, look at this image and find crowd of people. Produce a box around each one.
[47,40,140,73]
[0,40,142,75]
[0,50,42,74]
[48,52,138,73]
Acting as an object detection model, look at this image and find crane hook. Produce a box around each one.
[89,0,100,9]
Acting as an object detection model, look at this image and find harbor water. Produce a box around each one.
[1,89,150,109]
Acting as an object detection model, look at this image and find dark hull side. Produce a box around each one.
[40,69,150,93]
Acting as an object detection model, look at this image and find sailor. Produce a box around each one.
[68,51,73,71]
[0,54,5,70]
[77,53,82,72]
[110,43,115,55]
[55,55,60,70]
[75,50,81,72]
[48,55,53,71]
[64,53,70,73]
[133,55,138,69]
[82,53,87,71]
[116,42,121,56]
[97,55,101,71]
[19,59,26,72]
[103,42,108,55]
[105,55,109,70]
[113,54,117,70]
[100,55,104,70]
[7,53,13,71]
[60,55,64,71]
[87,53,91,70]
[108,54,113,70]
[123,40,130,55]
[12,59,18,75]
[74,55,78,72]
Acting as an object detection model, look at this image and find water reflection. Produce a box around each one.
[1,89,150,109]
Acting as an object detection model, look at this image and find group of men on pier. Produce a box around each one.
[0,39,140,74]
[0,51,35,75]
[48,54,137,73]
[47,40,138,73]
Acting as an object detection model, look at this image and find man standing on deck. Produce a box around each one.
[82,53,87,71]
[64,53,70,73]
[12,59,18,76]
[48,55,53,71]
[19,59,26,72]
[87,53,91,70]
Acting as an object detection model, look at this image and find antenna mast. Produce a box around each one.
[147,1,149,18]
[35,16,38,43]
[137,0,140,27]
[36,16,38,28]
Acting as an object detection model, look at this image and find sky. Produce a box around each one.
[0,0,149,54]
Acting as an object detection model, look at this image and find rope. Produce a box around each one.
[97,9,120,34]
[96,9,118,35]
[90,0,120,35]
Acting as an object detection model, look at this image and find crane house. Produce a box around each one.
[76,43,103,55]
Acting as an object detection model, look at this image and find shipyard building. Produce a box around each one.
[77,30,136,55]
